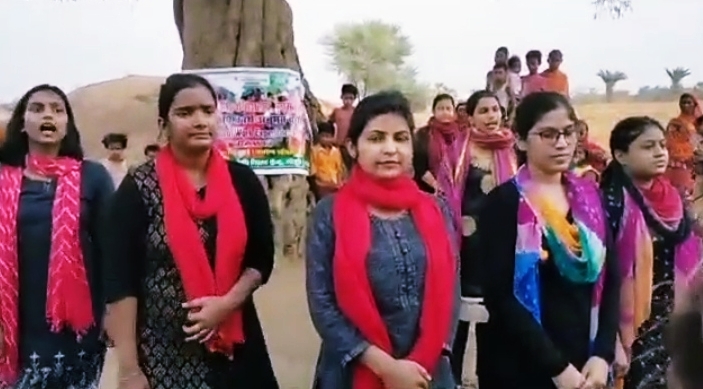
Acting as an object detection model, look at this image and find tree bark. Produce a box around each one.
[174,0,322,262]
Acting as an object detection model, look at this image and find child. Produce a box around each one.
[541,49,570,98]
[572,144,599,182]
[309,122,344,202]
[328,84,358,147]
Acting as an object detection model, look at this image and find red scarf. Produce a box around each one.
[332,166,455,389]
[155,147,248,355]
[428,118,464,173]
[639,176,683,224]
[0,155,92,384]
[469,127,515,150]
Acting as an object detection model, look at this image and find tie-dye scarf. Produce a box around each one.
[513,165,607,344]
[602,173,701,351]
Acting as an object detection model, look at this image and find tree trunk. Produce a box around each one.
[605,83,614,103]
[174,0,323,262]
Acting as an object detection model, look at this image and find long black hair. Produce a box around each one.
[0,84,83,167]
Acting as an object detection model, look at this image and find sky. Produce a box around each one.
[0,0,702,103]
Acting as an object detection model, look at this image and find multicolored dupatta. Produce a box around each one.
[513,165,608,344]
[602,173,701,351]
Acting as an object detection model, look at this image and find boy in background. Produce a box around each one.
[328,84,358,146]
[521,50,548,98]
[541,49,570,98]
[309,122,345,201]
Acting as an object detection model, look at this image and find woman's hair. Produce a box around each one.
[346,91,414,146]
[0,84,83,167]
[465,90,499,116]
[513,92,575,140]
[600,116,664,187]
[158,73,217,122]
[431,93,454,110]
[680,92,696,105]
[608,116,664,156]
[512,92,577,165]
[665,277,703,389]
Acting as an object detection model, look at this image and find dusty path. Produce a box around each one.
[98,261,318,389]
[98,260,477,389]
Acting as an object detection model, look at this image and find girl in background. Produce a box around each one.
[306,91,460,389]
[476,92,619,389]
[665,93,702,198]
[600,116,701,389]
[0,84,113,388]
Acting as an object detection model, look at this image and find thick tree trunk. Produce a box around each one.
[174,0,322,262]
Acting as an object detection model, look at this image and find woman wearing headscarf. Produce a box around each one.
[0,84,113,388]
[102,73,279,389]
[665,93,702,198]
[601,116,701,389]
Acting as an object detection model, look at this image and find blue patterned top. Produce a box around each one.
[305,196,460,389]
[15,161,112,389]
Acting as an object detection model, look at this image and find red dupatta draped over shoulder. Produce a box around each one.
[155,146,248,355]
[332,166,455,389]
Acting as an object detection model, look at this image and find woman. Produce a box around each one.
[446,90,517,383]
[476,92,620,389]
[413,93,459,195]
[306,91,460,389]
[102,73,278,389]
[665,93,702,198]
[0,84,113,388]
[600,116,701,389]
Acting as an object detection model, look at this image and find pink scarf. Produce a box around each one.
[0,156,93,384]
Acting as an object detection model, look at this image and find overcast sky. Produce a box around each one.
[0,0,701,102]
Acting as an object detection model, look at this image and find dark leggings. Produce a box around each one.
[451,320,471,383]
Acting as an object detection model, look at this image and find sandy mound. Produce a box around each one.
[67,75,164,162]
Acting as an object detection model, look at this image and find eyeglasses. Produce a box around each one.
[531,126,578,144]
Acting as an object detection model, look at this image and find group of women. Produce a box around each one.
[1,70,702,389]
[306,89,703,389]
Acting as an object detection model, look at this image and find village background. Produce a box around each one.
[1,0,703,388]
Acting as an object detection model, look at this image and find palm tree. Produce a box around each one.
[666,67,692,92]
[597,70,627,102]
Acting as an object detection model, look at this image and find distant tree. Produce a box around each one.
[666,67,692,92]
[597,70,627,102]
[432,83,457,98]
[696,81,703,90]
[592,0,632,17]
[321,20,413,97]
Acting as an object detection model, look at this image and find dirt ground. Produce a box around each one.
[98,261,324,389]
[98,260,479,389]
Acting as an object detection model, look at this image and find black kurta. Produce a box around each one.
[476,181,620,389]
[102,160,279,389]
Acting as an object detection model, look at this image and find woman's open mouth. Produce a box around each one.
[39,123,57,134]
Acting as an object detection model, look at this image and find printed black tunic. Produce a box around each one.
[102,160,279,389]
